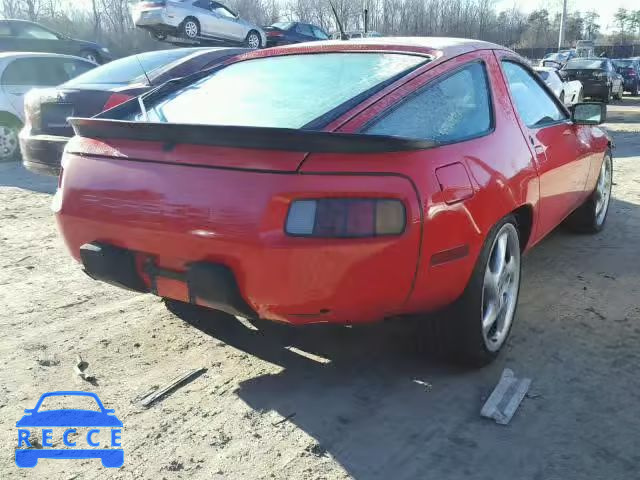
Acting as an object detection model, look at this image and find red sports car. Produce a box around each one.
[54,38,612,365]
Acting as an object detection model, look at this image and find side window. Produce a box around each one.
[1,59,40,85]
[193,0,208,10]
[295,24,314,37]
[363,62,492,143]
[502,61,567,128]
[211,3,236,18]
[15,23,59,40]
[312,27,329,40]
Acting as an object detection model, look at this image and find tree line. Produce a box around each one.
[1,0,639,58]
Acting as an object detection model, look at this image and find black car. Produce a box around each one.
[0,20,112,64]
[560,57,624,103]
[264,22,329,47]
[20,47,246,175]
[613,59,640,95]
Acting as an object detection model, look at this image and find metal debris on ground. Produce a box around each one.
[480,368,531,425]
[412,379,433,391]
[139,367,207,408]
[74,354,97,385]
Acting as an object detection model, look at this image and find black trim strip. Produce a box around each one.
[68,118,438,153]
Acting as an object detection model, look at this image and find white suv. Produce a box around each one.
[133,0,266,49]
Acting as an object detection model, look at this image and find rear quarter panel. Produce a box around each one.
[309,49,539,313]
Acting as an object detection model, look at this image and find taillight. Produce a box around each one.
[266,31,283,37]
[285,199,406,237]
[629,70,637,77]
[103,93,133,111]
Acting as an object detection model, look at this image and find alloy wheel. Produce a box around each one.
[247,32,260,49]
[595,155,612,226]
[185,21,198,38]
[0,125,18,160]
[481,223,520,352]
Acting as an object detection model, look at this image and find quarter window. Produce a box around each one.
[363,62,492,143]
[502,61,567,128]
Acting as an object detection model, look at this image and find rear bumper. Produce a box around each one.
[581,81,608,98]
[54,154,425,324]
[132,8,178,28]
[19,130,68,176]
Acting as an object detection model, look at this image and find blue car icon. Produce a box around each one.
[16,391,123,468]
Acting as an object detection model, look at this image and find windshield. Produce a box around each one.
[613,60,632,67]
[564,59,605,70]
[141,53,427,129]
[63,49,195,86]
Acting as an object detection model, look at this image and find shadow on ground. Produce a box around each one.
[0,162,56,194]
[168,196,640,479]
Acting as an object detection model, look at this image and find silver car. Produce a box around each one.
[133,0,266,49]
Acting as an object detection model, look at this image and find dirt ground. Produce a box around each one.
[2,97,640,480]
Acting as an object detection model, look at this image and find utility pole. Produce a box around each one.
[558,0,567,50]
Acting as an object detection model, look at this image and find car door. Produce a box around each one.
[191,0,221,39]
[500,58,592,237]
[1,58,44,120]
[209,2,245,41]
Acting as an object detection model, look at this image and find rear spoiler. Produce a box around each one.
[69,118,437,153]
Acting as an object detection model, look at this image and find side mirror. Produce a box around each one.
[572,102,606,125]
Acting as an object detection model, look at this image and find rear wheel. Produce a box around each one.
[416,215,522,366]
[150,30,167,41]
[181,17,200,40]
[566,151,613,233]
[0,121,20,162]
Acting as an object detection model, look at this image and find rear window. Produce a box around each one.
[564,59,605,70]
[63,49,193,86]
[271,22,294,30]
[141,53,427,129]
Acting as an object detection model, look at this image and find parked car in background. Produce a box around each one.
[534,66,583,105]
[539,49,575,68]
[133,0,265,49]
[330,31,383,40]
[0,20,112,64]
[55,38,612,366]
[20,47,246,175]
[0,52,95,162]
[560,57,623,103]
[264,22,329,46]
[575,40,595,58]
[613,58,640,95]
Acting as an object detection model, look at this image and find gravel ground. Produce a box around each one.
[1,97,640,480]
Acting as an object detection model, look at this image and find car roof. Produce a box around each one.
[245,37,510,60]
[0,51,93,62]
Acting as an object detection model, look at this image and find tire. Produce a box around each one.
[245,30,261,49]
[150,30,167,41]
[181,17,200,40]
[416,214,522,366]
[79,49,100,64]
[566,151,613,233]
[633,82,639,96]
[0,120,21,162]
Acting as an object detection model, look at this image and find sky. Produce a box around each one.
[494,0,637,32]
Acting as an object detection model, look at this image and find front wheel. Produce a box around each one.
[417,215,522,366]
[566,152,613,233]
[245,30,261,49]
[181,18,200,40]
